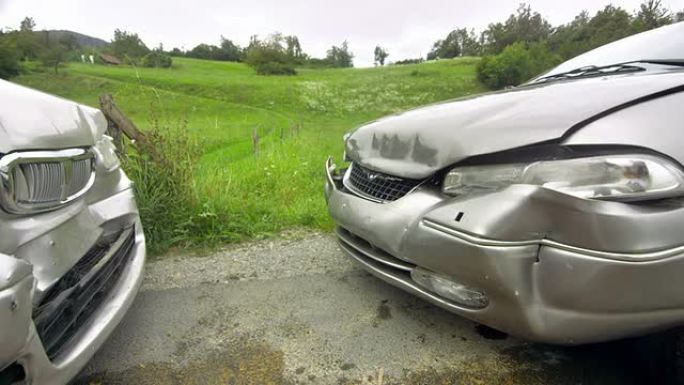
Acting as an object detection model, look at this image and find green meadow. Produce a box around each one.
[14,57,486,252]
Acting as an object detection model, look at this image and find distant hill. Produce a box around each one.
[34,30,108,48]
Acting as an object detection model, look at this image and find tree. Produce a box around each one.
[634,0,672,31]
[373,45,388,66]
[187,37,242,61]
[142,46,173,68]
[244,33,297,75]
[585,5,633,48]
[427,35,459,60]
[19,17,35,32]
[15,16,40,60]
[110,29,149,62]
[326,41,353,68]
[548,11,592,60]
[457,28,482,56]
[284,35,305,63]
[187,43,217,59]
[481,4,552,54]
[0,36,20,79]
[427,28,480,60]
[676,10,684,22]
[39,43,67,74]
[218,36,242,61]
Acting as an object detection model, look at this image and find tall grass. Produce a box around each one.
[14,57,486,254]
[120,102,201,254]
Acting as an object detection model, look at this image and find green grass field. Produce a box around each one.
[14,57,486,252]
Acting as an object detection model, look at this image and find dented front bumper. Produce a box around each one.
[0,169,145,384]
[325,158,684,344]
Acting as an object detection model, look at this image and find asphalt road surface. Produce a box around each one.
[75,232,682,385]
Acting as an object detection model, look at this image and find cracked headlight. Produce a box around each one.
[93,135,120,172]
[442,154,684,201]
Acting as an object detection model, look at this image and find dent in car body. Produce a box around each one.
[345,72,684,179]
[0,80,146,384]
[0,80,104,154]
[329,24,684,343]
[0,254,33,366]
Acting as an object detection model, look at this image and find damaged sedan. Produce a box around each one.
[325,22,684,344]
[0,81,145,384]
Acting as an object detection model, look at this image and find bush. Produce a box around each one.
[252,61,296,76]
[477,42,561,89]
[141,51,173,68]
[244,35,297,75]
[394,58,424,65]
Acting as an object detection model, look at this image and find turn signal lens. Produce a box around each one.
[411,268,488,309]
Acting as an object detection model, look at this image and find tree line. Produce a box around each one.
[0,0,682,80]
[174,33,354,75]
[422,0,683,88]
[0,19,174,79]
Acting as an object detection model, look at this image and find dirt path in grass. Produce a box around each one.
[75,232,681,385]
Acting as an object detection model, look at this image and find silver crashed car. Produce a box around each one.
[325,22,684,345]
[0,81,145,384]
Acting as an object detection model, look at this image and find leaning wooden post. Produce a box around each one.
[99,94,147,144]
[100,100,124,154]
[99,93,165,165]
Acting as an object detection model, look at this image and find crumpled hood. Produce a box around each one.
[346,71,684,179]
[0,80,106,154]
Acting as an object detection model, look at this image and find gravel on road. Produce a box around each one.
[75,232,680,385]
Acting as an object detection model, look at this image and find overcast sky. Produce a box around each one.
[1,0,683,67]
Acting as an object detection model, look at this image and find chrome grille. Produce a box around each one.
[344,163,423,202]
[0,149,95,214]
[68,158,92,196]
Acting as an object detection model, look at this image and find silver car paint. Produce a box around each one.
[0,80,100,153]
[328,25,684,344]
[345,71,684,180]
[0,80,146,384]
[325,163,684,344]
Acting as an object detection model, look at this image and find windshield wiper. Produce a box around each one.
[634,59,684,67]
[535,63,645,84]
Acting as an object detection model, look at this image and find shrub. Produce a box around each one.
[252,61,296,76]
[110,29,149,61]
[244,35,297,75]
[477,42,561,89]
[141,50,173,68]
[394,58,424,65]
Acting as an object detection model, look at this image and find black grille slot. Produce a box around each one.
[346,163,422,202]
[33,227,136,360]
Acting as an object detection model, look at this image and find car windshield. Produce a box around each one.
[534,21,684,81]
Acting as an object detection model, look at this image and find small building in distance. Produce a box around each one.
[98,53,122,65]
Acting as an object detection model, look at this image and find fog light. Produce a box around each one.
[411,268,488,309]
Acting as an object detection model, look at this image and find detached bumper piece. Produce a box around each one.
[32,227,136,360]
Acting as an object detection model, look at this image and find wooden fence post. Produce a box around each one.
[98,93,165,165]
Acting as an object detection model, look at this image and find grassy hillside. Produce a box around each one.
[14,57,485,252]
